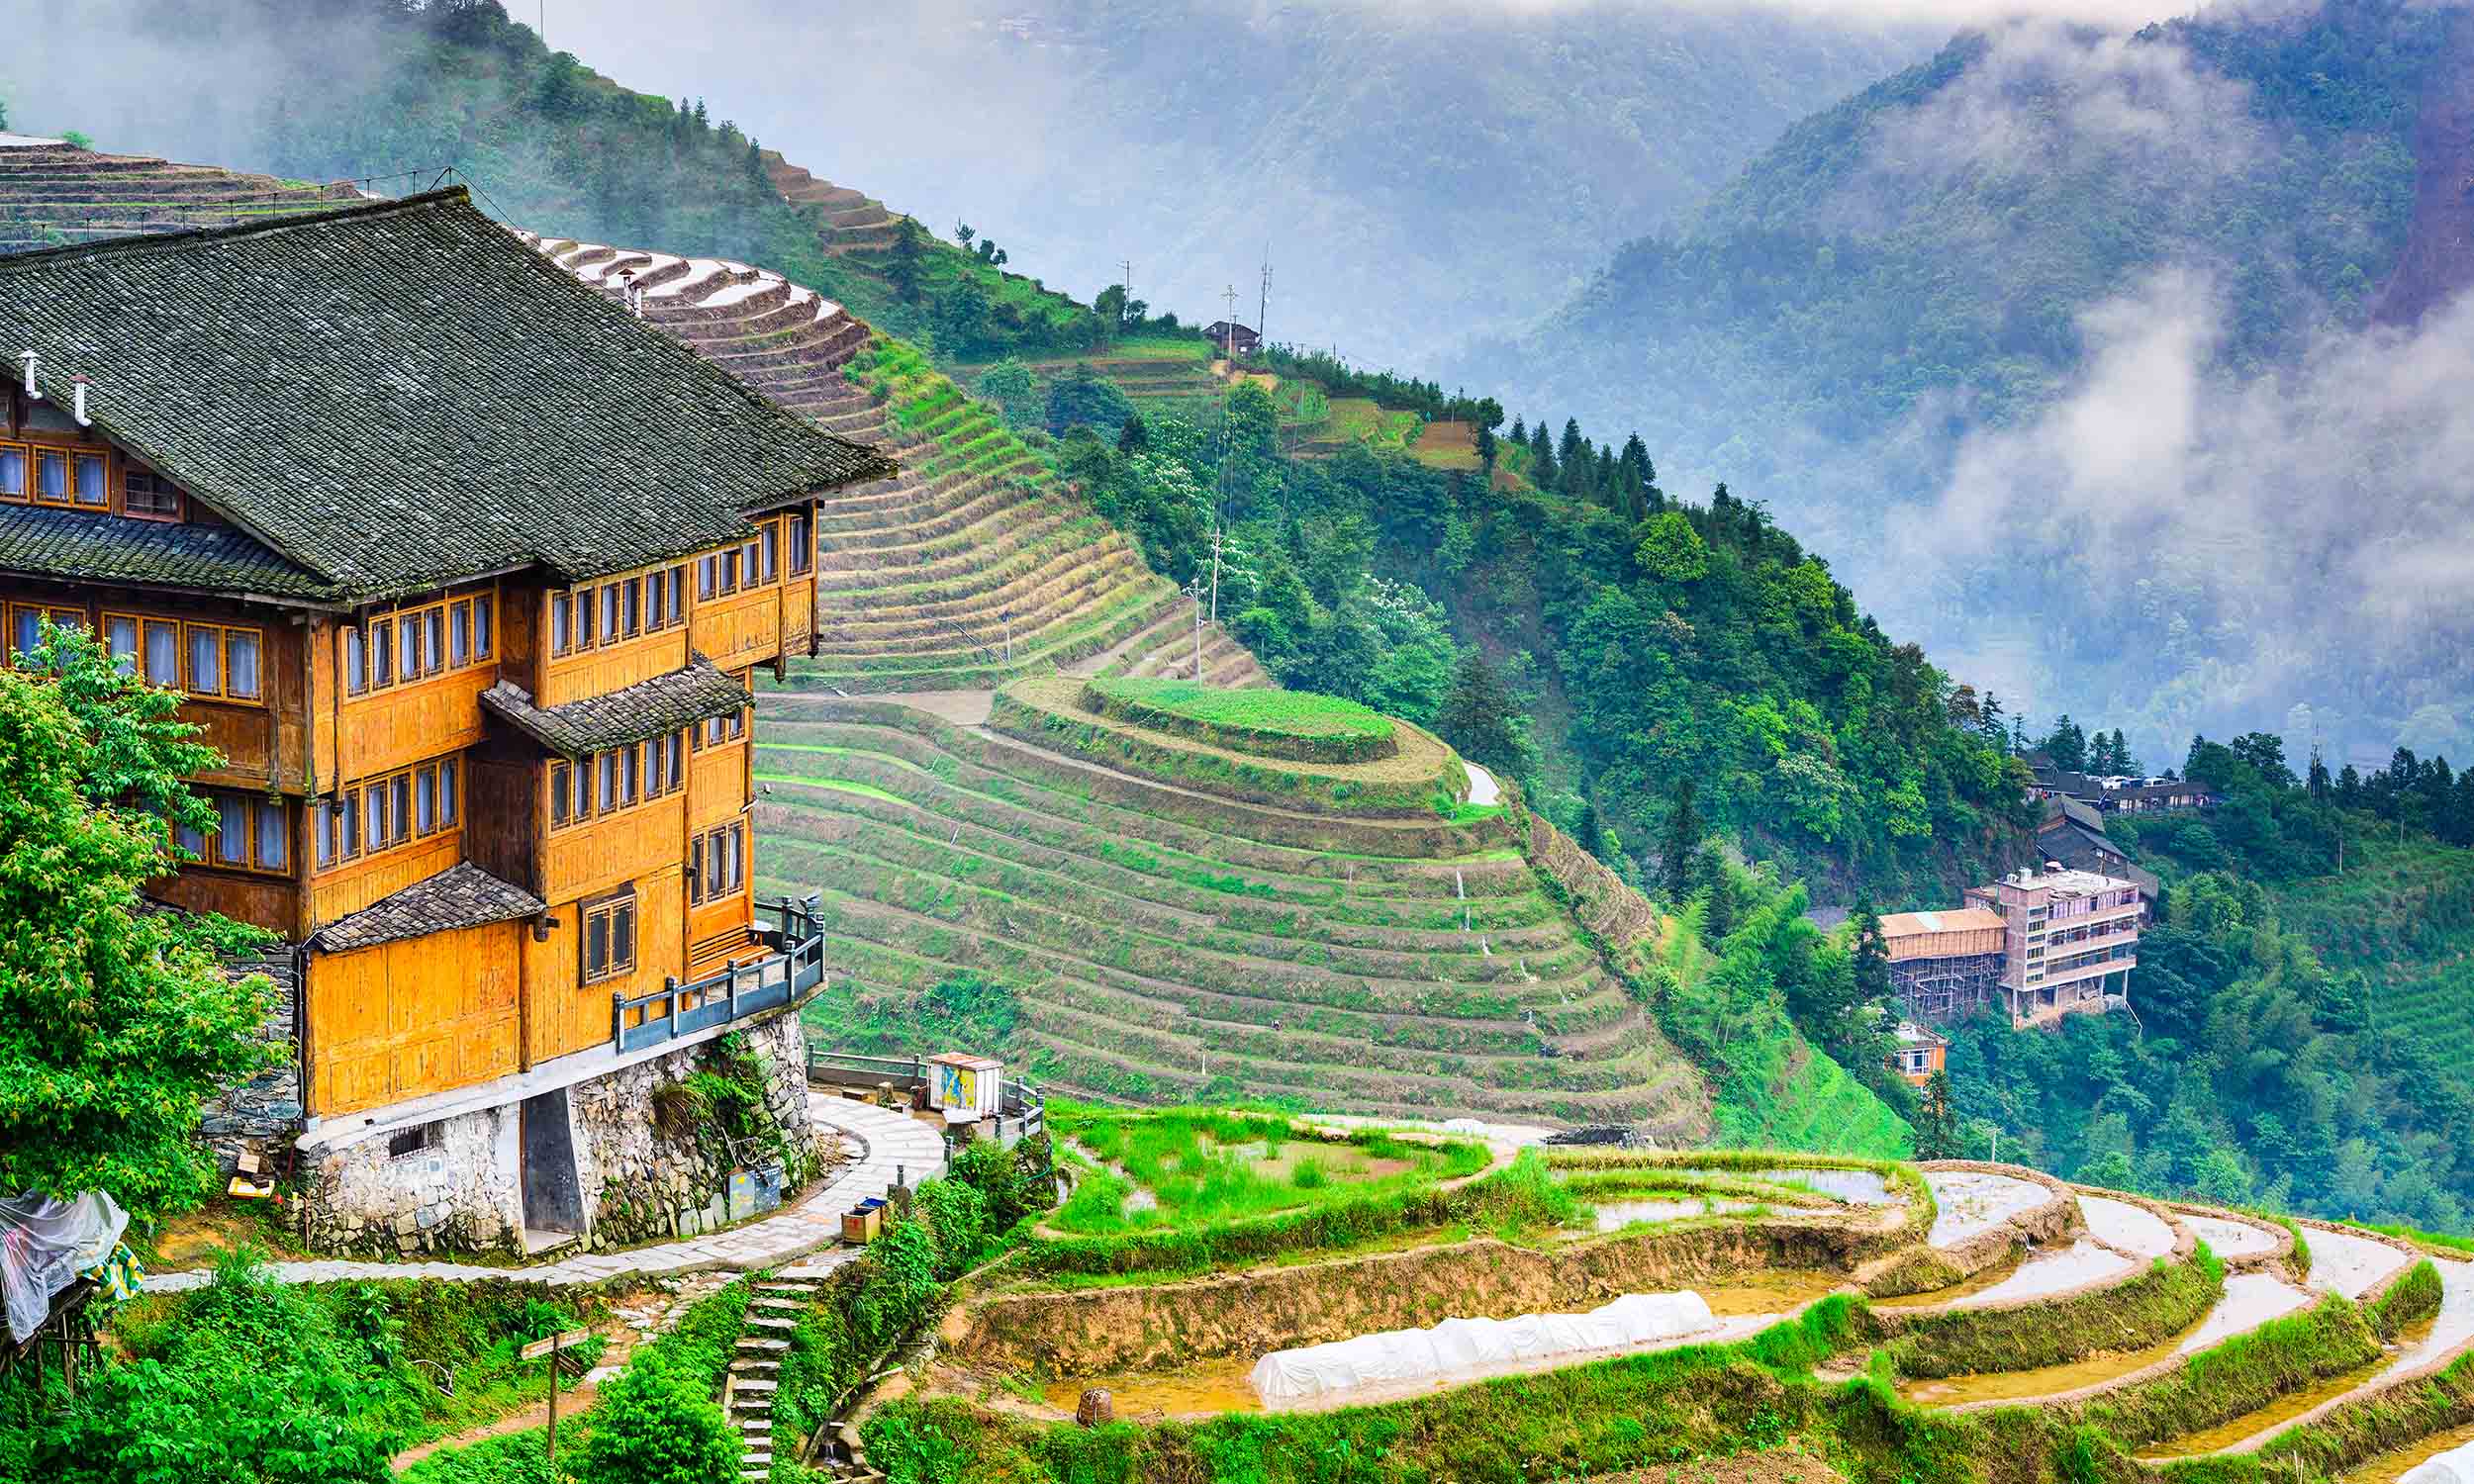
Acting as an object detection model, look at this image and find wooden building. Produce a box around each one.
[0,189,895,1252]
[1878,907,2008,1025]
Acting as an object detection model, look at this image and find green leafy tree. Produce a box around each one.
[887,216,927,304]
[1850,900,1892,1008]
[1432,650,1534,784]
[570,1349,743,1484]
[1659,780,1706,905]
[973,357,1039,429]
[0,626,274,1218]
[1915,1070,1960,1160]
[1634,510,1709,584]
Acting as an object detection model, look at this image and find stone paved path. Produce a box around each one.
[145,1091,948,1294]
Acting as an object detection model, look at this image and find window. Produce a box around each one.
[473,596,492,659]
[439,758,459,830]
[582,892,637,985]
[253,797,287,872]
[702,706,747,747]
[143,621,266,703]
[449,603,470,666]
[550,762,574,827]
[33,451,68,507]
[214,794,248,868]
[600,584,620,644]
[664,730,685,788]
[105,614,138,674]
[623,578,642,638]
[416,767,437,834]
[598,751,618,813]
[787,512,811,576]
[691,820,746,904]
[665,566,686,623]
[369,617,393,689]
[187,624,221,695]
[551,593,573,655]
[390,774,413,847]
[8,603,82,663]
[387,1123,440,1159]
[343,625,368,694]
[72,454,106,509]
[175,813,206,860]
[0,445,25,501]
[142,618,178,688]
[760,523,779,584]
[123,463,182,520]
[698,553,719,600]
[722,546,742,594]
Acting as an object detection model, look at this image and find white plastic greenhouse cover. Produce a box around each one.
[1249,1291,1717,1405]
[2405,1438,2474,1484]
[1,1190,128,1345]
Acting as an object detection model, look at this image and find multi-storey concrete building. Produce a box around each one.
[1965,865,2143,1027]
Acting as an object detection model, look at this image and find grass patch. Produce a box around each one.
[1047,1104,1487,1238]
[1083,676,1398,763]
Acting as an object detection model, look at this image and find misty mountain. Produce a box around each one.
[1459,0,2474,773]
[309,0,1932,374]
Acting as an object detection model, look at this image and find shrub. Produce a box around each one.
[566,1349,742,1484]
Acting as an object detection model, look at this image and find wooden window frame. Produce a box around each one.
[175,620,265,705]
[690,819,747,905]
[787,512,811,576]
[550,592,574,656]
[71,452,107,510]
[0,442,27,503]
[192,788,292,877]
[581,887,638,986]
[9,603,84,664]
[120,461,184,521]
[30,449,70,509]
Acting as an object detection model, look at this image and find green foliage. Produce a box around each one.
[1049,1106,1485,1240]
[567,1348,741,1484]
[21,1252,394,1484]
[1085,677,1396,764]
[1431,650,1540,786]
[1884,1246,2223,1380]
[0,632,276,1218]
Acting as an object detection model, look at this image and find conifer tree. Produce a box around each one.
[1434,651,1526,781]
[1474,423,1497,477]
[1574,802,1611,867]
[1659,780,1705,904]
[1916,1070,1960,1159]
[1529,423,1556,488]
[1852,898,1892,1007]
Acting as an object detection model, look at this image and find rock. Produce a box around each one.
[1076,1389,1113,1428]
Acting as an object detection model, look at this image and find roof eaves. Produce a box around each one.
[0,187,475,276]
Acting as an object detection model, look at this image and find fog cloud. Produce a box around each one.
[1878,268,2474,762]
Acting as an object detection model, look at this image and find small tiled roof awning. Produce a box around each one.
[310,863,545,954]
[0,502,334,600]
[480,657,750,759]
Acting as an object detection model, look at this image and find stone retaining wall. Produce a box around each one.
[300,1007,827,1256]
[197,950,303,1175]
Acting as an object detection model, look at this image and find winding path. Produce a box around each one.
[144,1092,948,1294]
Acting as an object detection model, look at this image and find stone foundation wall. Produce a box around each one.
[302,1008,827,1256]
[198,951,304,1174]
[302,1102,524,1254]
[572,1010,825,1245]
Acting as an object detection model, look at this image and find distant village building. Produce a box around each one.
[1965,865,2143,1028]
[2025,754,2220,814]
[0,189,896,1255]
[1205,321,1262,357]
[1880,862,2145,1031]
[1888,1023,1948,1087]
[2037,796,2159,906]
[1881,906,2009,1024]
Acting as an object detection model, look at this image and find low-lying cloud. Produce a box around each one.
[1878,267,2474,762]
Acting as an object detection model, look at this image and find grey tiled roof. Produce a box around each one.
[0,189,895,603]
[0,502,335,598]
[480,656,749,758]
[310,862,546,953]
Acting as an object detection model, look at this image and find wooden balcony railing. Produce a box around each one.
[612,893,826,1054]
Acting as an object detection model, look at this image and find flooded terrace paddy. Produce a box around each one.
[2342,1419,2474,1481]
[1923,1170,2049,1247]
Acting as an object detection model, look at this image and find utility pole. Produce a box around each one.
[1207,521,1227,625]
[1221,284,1239,358]
[1258,249,1272,357]
[1116,258,1133,339]
[1186,578,1205,678]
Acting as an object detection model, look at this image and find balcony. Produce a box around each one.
[611,893,827,1054]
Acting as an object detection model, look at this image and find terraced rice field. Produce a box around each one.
[751,695,1708,1128]
[0,138,353,252]
[526,240,1262,696]
[763,152,904,255]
